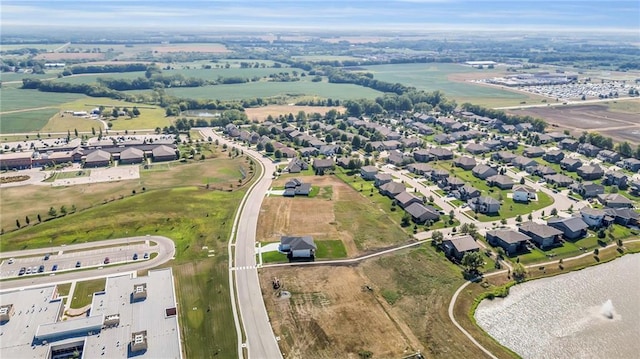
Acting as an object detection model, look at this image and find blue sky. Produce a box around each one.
[2,0,639,33]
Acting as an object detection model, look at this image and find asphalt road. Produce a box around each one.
[199,128,283,359]
[0,236,175,291]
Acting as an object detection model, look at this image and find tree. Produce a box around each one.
[60,205,67,216]
[74,128,78,137]
[449,209,455,224]
[364,142,373,154]
[519,177,525,185]
[432,230,444,245]
[515,214,523,222]
[264,142,275,153]
[37,214,42,223]
[550,208,558,216]
[461,252,484,274]
[132,106,141,116]
[48,207,57,217]
[16,219,21,228]
[500,218,507,225]
[256,143,264,151]
[527,213,533,221]
[351,135,361,150]
[325,134,333,143]
[512,263,527,281]
[25,216,30,225]
[401,213,412,227]
[274,149,282,159]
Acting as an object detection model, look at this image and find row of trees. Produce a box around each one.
[61,63,148,76]
[460,103,547,132]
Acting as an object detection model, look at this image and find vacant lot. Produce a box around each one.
[508,101,640,144]
[245,105,345,122]
[257,175,410,256]
[363,63,546,107]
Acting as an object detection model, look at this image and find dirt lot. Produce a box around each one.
[509,102,640,144]
[245,105,345,122]
[260,265,423,359]
[34,53,106,61]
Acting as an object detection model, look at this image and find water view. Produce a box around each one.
[475,254,640,359]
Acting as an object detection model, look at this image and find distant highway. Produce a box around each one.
[0,236,175,291]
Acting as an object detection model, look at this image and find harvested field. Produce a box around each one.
[34,52,105,61]
[151,43,230,53]
[508,102,640,144]
[245,105,345,122]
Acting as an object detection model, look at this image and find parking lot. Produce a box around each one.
[0,241,155,279]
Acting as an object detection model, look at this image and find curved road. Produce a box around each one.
[0,236,175,291]
[199,128,282,359]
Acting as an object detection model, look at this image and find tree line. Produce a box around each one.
[61,63,148,76]
[460,103,547,132]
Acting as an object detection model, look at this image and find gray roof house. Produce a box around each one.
[597,193,634,208]
[486,174,514,189]
[543,150,565,163]
[577,164,604,180]
[454,156,477,170]
[486,230,531,256]
[394,192,423,209]
[513,185,536,202]
[512,156,539,170]
[547,217,589,240]
[605,208,640,226]
[518,221,562,249]
[407,163,434,175]
[472,164,498,180]
[570,182,605,198]
[312,158,335,173]
[602,172,628,187]
[404,203,440,223]
[560,157,582,172]
[544,174,574,187]
[286,158,309,173]
[468,196,501,214]
[360,165,379,180]
[523,146,545,158]
[466,143,489,155]
[279,236,316,260]
[453,184,481,201]
[442,235,480,260]
[597,150,621,164]
[428,148,454,160]
[621,158,640,172]
[379,181,406,198]
[413,149,431,163]
[492,151,518,164]
[581,208,609,228]
[559,138,579,151]
[374,173,393,187]
[577,143,601,157]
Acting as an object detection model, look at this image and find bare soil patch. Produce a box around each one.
[245,105,345,122]
[260,265,421,359]
[34,53,105,61]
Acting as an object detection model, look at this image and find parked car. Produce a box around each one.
[18,267,26,275]
[52,264,58,271]
[8,258,15,264]
[32,266,38,273]
[104,257,110,264]
[133,253,138,260]
[143,253,149,259]
[38,265,45,273]
[25,267,32,274]
[75,261,81,268]
[44,253,50,260]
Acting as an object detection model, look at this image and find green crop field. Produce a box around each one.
[127,79,382,101]
[52,71,147,84]
[363,63,546,107]
[169,67,295,81]
[0,108,59,133]
[0,87,87,112]
[1,72,60,83]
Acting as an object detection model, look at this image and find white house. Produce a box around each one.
[512,185,537,202]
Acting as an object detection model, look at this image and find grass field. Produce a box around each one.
[363,63,547,107]
[0,72,60,83]
[70,278,106,309]
[126,79,382,101]
[0,87,86,112]
[244,105,345,122]
[0,108,60,133]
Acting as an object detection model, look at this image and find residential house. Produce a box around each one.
[404,203,440,223]
[286,158,309,173]
[597,150,621,164]
[577,164,604,180]
[483,139,503,151]
[543,150,565,163]
[492,151,518,164]
[530,165,557,177]
[360,165,378,180]
[407,163,434,176]
[547,217,589,240]
[547,131,569,142]
[518,221,562,248]
[468,196,501,214]
[454,156,477,170]
[374,173,393,187]
[299,147,319,157]
[486,230,531,255]
[487,174,515,189]
[379,181,406,198]
[412,122,435,135]
[512,156,539,170]
[428,148,453,160]
[394,192,423,209]
[580,208,608,228]
[559,138,579,151]
[597,193,634,208]
[603,172,628,188]
[319,145,341,156]
[279,236,316,259]
[537,133,553,144]
[430,169,450,182]
[498,124,516,133]
[283,178,312,197]
[500,137,518,149]
[605,208,639,226]
[620,158,640,172]
[312,158,335,174]
[544,174,574,187]
[442,235,480,261]
[513,185,537,202]
[280,147,297,158]
[454,184,481,201]
[570,182,605,198]
[119,147,144,164]
[387,150,406,166]
[560,157,582,172]
[466,143,489,155]
[413,149,431,163]
[472,164,498,179]
[515,123,533,132]
[401,137,423,148]
[336,157,351,169]
[523,146,545,158]
[433,134,455,144]
[84,149,111,168]
[577,143,601,157]
[442,176,465,190]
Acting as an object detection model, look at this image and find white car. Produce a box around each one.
[7,258,14,264]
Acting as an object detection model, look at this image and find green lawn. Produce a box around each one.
[70,278,106,309]
[0,87,86,112]
[315,240,348,259]
[0,108,59,133]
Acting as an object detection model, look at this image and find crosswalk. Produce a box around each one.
[232,265,257,271]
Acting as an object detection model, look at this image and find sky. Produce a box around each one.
[1,0,639,33]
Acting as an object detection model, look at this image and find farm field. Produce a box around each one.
[0,108,60,133]
[363,63,547,107]
[244,105,345,122]
[0,72,60,83]
[0,87,86,112]
[126,79,382,101]
[256,175,408,256]
[51,71,147,84]
[507,101,640,144]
